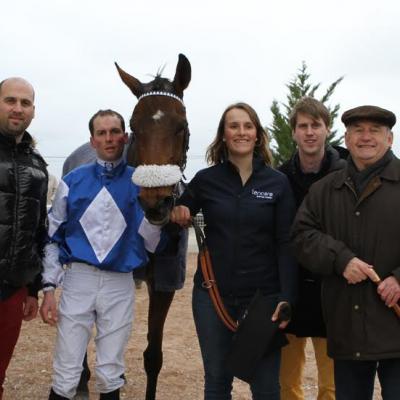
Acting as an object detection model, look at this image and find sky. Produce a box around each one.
[2,0,400,180]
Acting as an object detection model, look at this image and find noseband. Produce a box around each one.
[131,91,190,189]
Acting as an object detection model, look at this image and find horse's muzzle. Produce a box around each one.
[139,196,175,226]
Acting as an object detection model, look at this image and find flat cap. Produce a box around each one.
[341,105,396,128]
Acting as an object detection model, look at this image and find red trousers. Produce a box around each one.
[0,287,27,399]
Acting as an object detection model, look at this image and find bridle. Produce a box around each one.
[130,90,190,190]
[137,91,184,106]
[130,90,190,217]
[137,90,190,171]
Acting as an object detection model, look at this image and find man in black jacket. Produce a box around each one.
[279,97,346,400]
[0,77,48,399]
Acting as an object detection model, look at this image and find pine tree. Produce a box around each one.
[269,62,344,166]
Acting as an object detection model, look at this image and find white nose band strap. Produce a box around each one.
[132,165,182,187]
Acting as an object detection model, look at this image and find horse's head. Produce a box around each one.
[115,54,191,225]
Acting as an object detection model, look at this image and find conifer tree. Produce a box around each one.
[269,62,343,166]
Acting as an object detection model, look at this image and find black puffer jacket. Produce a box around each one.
[0,131,48,300]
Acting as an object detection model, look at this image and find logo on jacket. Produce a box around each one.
[251,189,274,200]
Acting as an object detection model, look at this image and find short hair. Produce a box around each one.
[206,102,273,166]
[289,97,330,130]
[88,109,125,136]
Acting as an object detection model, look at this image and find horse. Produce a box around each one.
[115,54,191,400]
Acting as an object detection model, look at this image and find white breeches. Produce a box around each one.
[52,262,134,399]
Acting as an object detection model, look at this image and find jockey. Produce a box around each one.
[40,109,163,400]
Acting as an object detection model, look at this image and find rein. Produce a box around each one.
[192,219,238,332]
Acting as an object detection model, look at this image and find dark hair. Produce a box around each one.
[289,97,330,130]
[88,109,125,135]
[206,102,273,165]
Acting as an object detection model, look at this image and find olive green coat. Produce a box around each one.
[292,157,400,360]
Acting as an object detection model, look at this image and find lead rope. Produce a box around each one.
[192,219,238,332]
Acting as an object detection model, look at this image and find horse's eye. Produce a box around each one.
[175,122,187,135]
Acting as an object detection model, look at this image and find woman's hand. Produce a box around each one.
[170,205,192,228]
[271,301,291,329]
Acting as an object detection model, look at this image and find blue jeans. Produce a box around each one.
[192,286,281,400]
[334,358,400,400]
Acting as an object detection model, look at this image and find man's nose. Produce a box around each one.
[305,125,314,135]
[105,132,112,141]
[359,130,373,140]
[12,101,23,113]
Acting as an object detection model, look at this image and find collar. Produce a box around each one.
[333,154,400,188]
[95,157,125,177]
[0,130,33,148]
[224,155,267,172]
[96,157,124,170]
[291,145,344,176]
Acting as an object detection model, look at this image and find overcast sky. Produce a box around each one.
[2,0,399,179]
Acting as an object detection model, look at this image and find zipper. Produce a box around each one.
[232,168,255,286]
[10,148,19,266]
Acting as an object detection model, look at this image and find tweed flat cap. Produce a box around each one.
[341,105,396,128]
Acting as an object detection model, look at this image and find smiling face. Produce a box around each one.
[90,114,128,162]
[345,120,393,170]
[223,108,257,159]
[0,78,35,142]
[292,112,330,158]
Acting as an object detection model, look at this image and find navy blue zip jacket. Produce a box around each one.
[179,157,297,303]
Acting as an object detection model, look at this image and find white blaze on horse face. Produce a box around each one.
[152,110,165,121]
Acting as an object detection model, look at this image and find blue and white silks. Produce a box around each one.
[43,159,162,286]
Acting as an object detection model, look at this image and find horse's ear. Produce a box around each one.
[173,54,191,97]
[115,62,144,98]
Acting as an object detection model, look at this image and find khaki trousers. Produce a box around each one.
[280,334,335,400]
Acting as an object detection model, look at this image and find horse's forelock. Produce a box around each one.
[156,77,174,92]
[143,75,175,94]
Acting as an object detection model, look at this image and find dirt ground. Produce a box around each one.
[4,252,381,399]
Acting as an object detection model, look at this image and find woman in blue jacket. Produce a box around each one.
[172,103,297,400]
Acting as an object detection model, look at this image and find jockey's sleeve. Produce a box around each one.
[138,217,167,253]
[42,242,65,287]
[42,179,69,287]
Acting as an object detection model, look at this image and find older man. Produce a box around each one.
[0,77,48,399]
[292,105,400,399]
